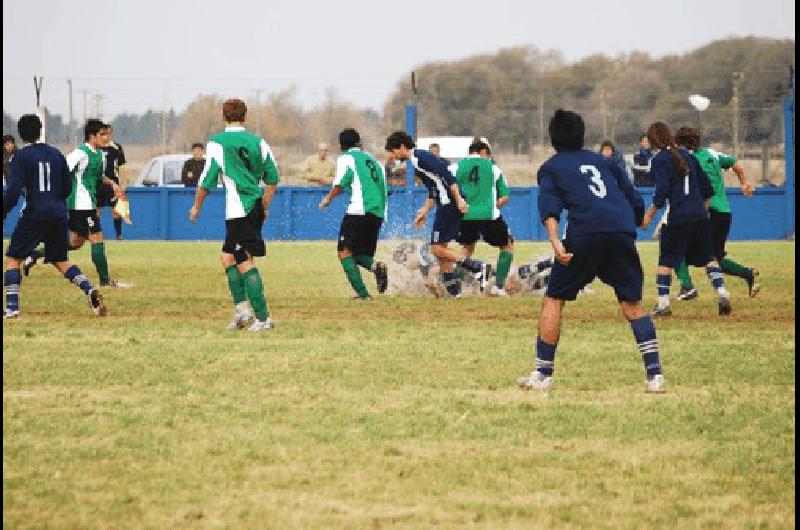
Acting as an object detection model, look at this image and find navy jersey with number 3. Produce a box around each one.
[3,143,72,221]
[537,150,644,238]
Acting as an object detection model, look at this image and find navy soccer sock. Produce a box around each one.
[4,269,21,312]
[631,316,661,377]
[535,337,557,376]
[113,218,122,238]
[442,272,461,297]
[705,265,729,299]
[64,265,94,296]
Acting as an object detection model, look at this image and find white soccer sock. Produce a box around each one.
[658,295,670,308]
[236,301,251,313]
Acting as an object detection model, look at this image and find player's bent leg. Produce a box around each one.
[654,266,673,317]
[221,252,252,330]
[4,258,22,318]
[675,260,698,301]
[620,301,665,393]
[234,254,273,331]
[338,248,370,300]
[493,241,514,296]
[70,233,86,250]
[705,260,732,316]
[519,296,564,391]
[88,233,111,286]
[431,244,463,298]
[55,261,107,317]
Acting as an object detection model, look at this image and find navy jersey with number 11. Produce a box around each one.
[3,143,72,221]
[537,150,644,238]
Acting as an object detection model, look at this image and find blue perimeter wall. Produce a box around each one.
[3,185,794,241]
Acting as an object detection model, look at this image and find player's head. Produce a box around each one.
[549,109,584,151]
[17,115,41,144]
[222,98,247,124]
[639,134,650,149]
[647,122,689,175]
[429,143,441,157]
[675,126,700,152]
[385,131,415,160]
[84,119,105,144]
[600,140,615,158]
[98,122,111,147]
[339,129,361,151]
[3,134,16,152]
[468,139,490,157]
[191,142,204,159]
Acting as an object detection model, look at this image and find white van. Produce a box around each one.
[416,136,490,166]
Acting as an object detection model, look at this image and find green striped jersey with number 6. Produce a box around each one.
[199,126,280,220]
[334,148,388,219]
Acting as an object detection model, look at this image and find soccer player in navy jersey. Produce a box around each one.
[517,110,664,393]
[3,115,106,318]
[640,122,731,317]
[385,131,490,297]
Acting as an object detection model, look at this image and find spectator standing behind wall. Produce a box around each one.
[303,142,335,186]
[181,143,206,187]
[3,135,17,186]
[384,152,408,187]
[599,140,628,180]
[632,134,654,186]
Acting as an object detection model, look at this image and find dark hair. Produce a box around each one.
[385,131,415,151]
[84,119,105,141]
[675,126,700,152]
[549,109,585,151]
[339,128,361,151]
[647,122,689,176]
[3,134,15,144]
[468,139,489,154]
[223,98,247,123]
[640,134,648,142]
[17,115,42,143]
[600,140,615,152]
[429,143,440,149]
[191,142,204,150]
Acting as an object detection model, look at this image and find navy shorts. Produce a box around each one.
[659,219,713,268]
[6,216,70,263]
[430,204,462,244]
[546,233,643,302]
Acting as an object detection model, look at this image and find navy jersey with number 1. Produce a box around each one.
[3,143,72,221]
[537,150,644,238]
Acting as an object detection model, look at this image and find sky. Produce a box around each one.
[2,0,795,120]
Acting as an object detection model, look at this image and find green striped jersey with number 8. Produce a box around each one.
[199,126,280,220]
[455,155,510,221]
[333,148,388,219]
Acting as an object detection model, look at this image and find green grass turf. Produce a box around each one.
[2,240,795,529]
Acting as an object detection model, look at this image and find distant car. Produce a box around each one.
[134,154,191,187]
[417,136,490,166]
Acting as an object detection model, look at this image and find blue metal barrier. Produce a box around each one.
[3,185,792,241]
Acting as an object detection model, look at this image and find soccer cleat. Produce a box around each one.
[518,370,553,391]
[353,294,372,301]
[746,268,761,298]
[247,317,274,332]
[645,374,666,393]
[489,285,509,297]
[116,235,124,241]
[676,286,698,301]
[374,261,389,294]
[479,263,492,293]
[3,309,20,319]
[22,254,40,276]
[227,310,254,331]
[652,304,672,317]
[718,297,732,316]
[100,279,132,288]
[87,288,107,317]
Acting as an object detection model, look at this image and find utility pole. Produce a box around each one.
[538,90,545,148]
[93,94,104,120]
[67,79,76,146]
[253,89,263,135]
[600,89,608,140]
[33,76,45,142]
[732,71,744,158]
[82,89,87,123]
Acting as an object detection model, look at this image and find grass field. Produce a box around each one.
[2,239,795,529]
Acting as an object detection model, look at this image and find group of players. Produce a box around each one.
[4,99,760,393]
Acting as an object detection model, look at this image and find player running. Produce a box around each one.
[384,131,489,298]
[98,125,127,240]
[454,139,514,296]
[517,109,664,393]
[319,128,389,300]
[3,115,106,318]
[672,126,760,300]
[640,122,732,317]
[189,98,279,332]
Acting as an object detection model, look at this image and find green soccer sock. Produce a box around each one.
[242,268,269,321]
[496,250,513,289]
[225,265,247,305]
[340,256,369,298]
[675,260,694,290]
[354,255,375,271]
[90,242,110,283]
[721,257,751,279]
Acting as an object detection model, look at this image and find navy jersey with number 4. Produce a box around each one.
[3,143,72,221]
[538,150,644,238]
[650,148,713,226]
[408,148,459,207]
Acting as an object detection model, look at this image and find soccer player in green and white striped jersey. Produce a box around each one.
[319,128,389,300]
[455,139,514,296]
[189,99,279,332]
